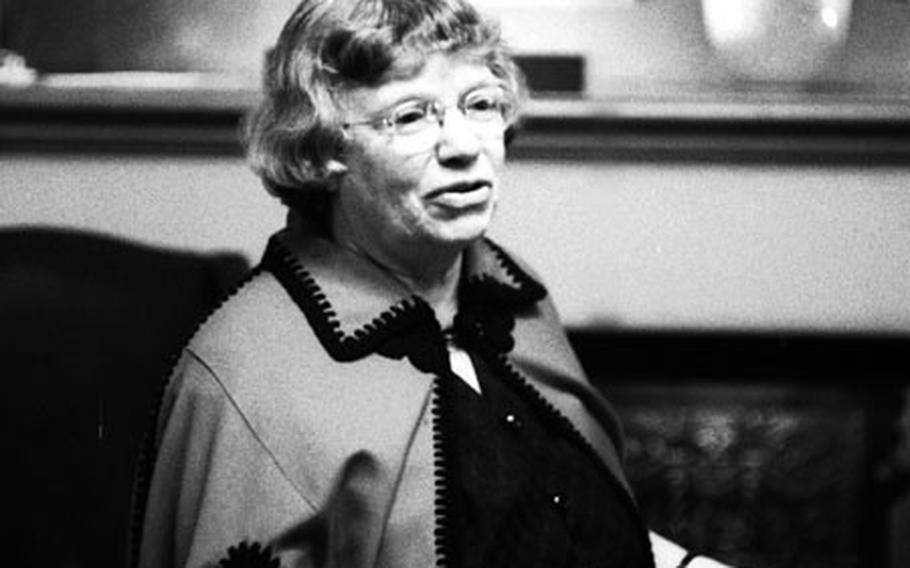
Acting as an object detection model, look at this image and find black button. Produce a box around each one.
[502,412,523,432]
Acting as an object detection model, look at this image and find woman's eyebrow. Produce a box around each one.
[359,74,503,113]
[363,89,432,113]
[464,80,503,94]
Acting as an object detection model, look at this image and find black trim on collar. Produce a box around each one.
[262,236,449,373]
[464,239,547,308]
[260,233,548,370]
[454,241,547,356]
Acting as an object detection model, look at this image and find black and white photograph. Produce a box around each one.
[1,1,908,567]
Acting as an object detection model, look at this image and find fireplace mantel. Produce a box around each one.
[3,75,910,163]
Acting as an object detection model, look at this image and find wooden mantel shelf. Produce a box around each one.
[3,73,910,163]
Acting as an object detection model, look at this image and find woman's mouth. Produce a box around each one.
[426,181,492,209]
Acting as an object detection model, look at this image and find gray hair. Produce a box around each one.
[242,0,525,219]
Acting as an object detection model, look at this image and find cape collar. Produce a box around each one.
[260,219,546,366]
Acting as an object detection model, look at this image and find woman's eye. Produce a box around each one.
[466,95,497,112]
[391,105,428,127]
[464,90,507,119]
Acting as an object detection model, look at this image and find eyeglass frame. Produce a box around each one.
[340,85,516,143]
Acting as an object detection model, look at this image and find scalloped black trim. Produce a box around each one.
[449,238,547,356]
[218,540,283,568]
[430,372,463,568]
[476,238,547,306]
[128,266,263,568]
[261,237,450,370]
[477,346,656,568]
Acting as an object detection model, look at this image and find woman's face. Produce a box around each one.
[331,53,508,269]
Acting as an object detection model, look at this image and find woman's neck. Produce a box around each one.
[329,210,463,330]
[391,256,461,330]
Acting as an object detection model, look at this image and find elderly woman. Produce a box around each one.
[132,1,730,567]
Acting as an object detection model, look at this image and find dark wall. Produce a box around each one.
[4,0,191,72]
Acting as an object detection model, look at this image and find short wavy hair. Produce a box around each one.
[242,0,525,215]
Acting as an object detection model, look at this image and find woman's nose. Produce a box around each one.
[435,108,482,165]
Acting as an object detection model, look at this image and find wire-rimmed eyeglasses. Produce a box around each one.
[342,86,514,150]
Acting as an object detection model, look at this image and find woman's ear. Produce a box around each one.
[322,159,348,193]
[324,159,348,177]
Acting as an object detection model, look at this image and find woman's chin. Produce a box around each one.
[425,211,494,248]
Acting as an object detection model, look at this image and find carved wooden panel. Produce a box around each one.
[610,385,867,568]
